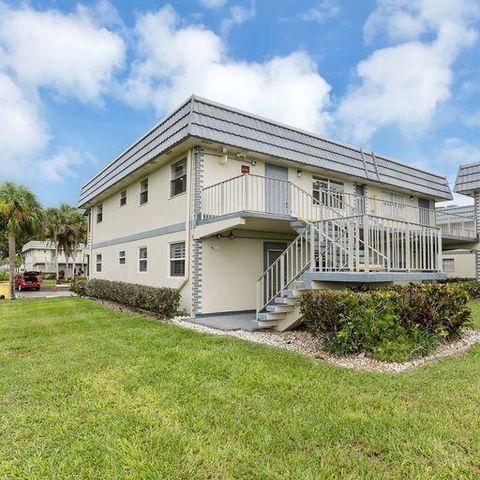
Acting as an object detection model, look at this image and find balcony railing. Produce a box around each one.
[435,210,477,239]
[256,215,442,311]
[201,174,477,237]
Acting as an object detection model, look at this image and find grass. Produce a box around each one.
[0,298,479,479]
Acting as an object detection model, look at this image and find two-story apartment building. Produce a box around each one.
[22,241,88,277]
[79,96,459,330]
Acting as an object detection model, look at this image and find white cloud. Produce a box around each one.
[441,137,480,166]
[221,1,256,34]
[199,0,227,8]
[39,148,96,184]
[301,0,340,24]
[0,73,48,173]
[336,0,479,142]
[123,5,331,133]
[0,1,123,186]
[0,2,125,102]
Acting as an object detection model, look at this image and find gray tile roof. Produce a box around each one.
[79,96,452,206]
[454,162,480,196]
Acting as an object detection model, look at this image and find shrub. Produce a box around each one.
[300,283,472,362]
[0,272,9,281]
[70,278,180,318]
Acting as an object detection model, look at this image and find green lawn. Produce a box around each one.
[0,298,479,479]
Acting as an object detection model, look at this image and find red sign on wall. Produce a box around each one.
[241,165,250,174]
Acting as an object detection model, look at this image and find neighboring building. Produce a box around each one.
[22,241,88,277]
[441,250,477,279]
[79,96,468,330]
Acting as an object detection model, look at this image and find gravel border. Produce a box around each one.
[95,299,480,374]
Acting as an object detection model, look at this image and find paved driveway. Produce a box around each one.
[16,286,75,299]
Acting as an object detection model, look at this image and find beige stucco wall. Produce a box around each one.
[91,154,190,245]
[442,252,476,279]
[90,230,191,312]
[200,231,295,314]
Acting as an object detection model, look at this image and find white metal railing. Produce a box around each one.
[201,174,442,227]
[256,215,442,312]
[435,210,477,238]
[201,174,354,222]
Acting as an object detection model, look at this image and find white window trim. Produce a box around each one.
[139,178,149,206]
[118,250,126,266]
[170,158,187,199]
[168,241,186,278]
[95,253,102,273]
[138,246,148,273]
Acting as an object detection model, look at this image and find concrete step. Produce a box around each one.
[274,296,296,306]
[266,304,295,313]
[291,280,305,289]
[281,289,301,298]
[257,311,285,321]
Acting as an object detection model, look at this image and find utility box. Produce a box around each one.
[0,282,11,300]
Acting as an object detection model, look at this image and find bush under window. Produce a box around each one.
[70,278,180,318]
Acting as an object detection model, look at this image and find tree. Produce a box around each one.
[0,182,43,299]
[56,205,87,278]
[44,207,63,280]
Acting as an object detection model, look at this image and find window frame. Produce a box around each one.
[96,204,103,223]
[138,246,148,273]
[96,253,102,272]
[442,258,455,273]
[118,250,126,266]
[139,178,149,205]
[169,241,186,278]
[312,176,345,209]
[170,159,187,198]
[120,190,127,207]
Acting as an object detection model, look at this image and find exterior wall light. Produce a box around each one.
[297,169,302,178]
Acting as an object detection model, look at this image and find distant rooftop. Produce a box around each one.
[454,162,480,196]
[22,241,87,253]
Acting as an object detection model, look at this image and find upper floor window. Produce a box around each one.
[140,179,148,205]
[138,247,148,272]
[120,190,127,207]
[119,250,126,265]
[171,159,187,197]
[169,242,186,277]
[382,191,405,219]
[96,204,103,223]
[313,176,344,209]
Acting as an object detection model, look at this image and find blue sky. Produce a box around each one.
[1,0,479,206]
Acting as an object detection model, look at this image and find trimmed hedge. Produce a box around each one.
[300,283,472,362]
[70,277,181,318]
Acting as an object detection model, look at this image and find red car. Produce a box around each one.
[15,272,42,291]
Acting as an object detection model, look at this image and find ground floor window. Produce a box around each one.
[170,242,186,277]
[138,247,148,272]
[96,254,102,272]
[443,258,455,273]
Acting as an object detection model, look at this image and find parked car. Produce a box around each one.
[15,272,42,291]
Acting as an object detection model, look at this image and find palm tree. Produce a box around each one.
[44,207,62,280]
[56,205,87,278]
[0,182,43,299]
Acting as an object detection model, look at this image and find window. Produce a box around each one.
[382,191,405,219]
[120,190,127,207]
[119,250,126,265]
[170,242,186,277]
[443,258,455,273]
[96,204,103,223]
[140,178,148,205]
[138,247,148,272]
[170,159,187,197]
[313,176,344,209]
[96,254,102,272]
